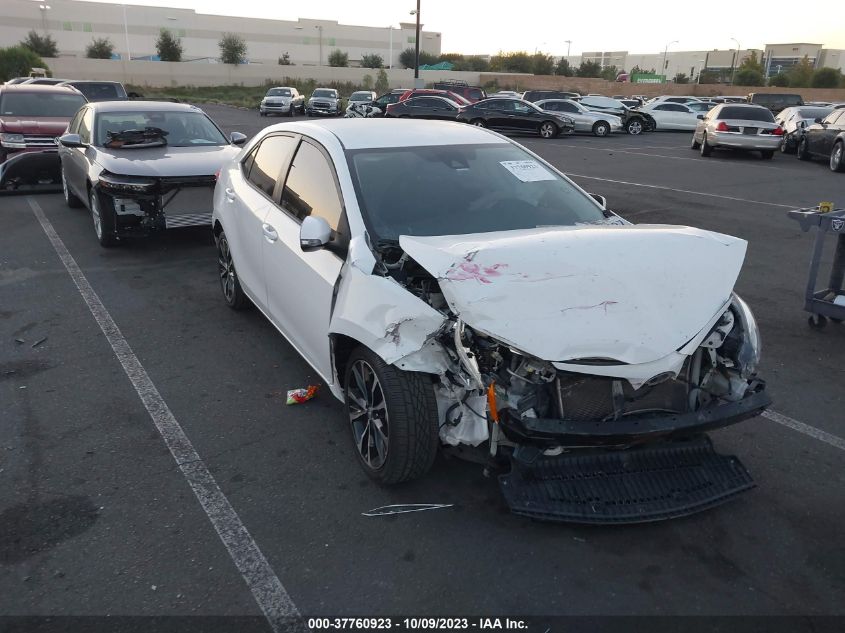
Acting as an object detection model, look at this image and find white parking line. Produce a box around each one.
[565,173,800,208]
[572,145,798,169]
[762,410,845,452]
[26,198,301,632]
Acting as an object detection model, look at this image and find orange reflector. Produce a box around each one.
[486,383,499,423]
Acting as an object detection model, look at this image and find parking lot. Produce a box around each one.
[2,103,844,625]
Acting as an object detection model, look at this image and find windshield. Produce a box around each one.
[347,143,605,242]
[267,88,292,97]
[718,106,775,122]
[313,90,337,98]
[350,92,372,101]
[797,107,832,119]
[70,83,122,101]
[94,110,228,147]
[0,92,86,117]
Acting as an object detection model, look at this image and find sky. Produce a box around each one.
[87,0,845,56]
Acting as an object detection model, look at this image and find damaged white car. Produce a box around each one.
[213,119,770,523]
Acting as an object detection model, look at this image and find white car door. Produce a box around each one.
[262,138,345,382]
[673,104,700,130]
[226,134,298,311]
[649,104,676,129]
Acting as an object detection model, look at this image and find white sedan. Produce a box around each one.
[639,101,704,130]
[211,119,769,522]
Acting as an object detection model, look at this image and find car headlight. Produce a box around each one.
[98,172,157,194]
[729,293,761,378]
[1,133,26,149]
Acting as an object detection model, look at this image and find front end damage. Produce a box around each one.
[331,226,770,523]
[97,173,217,237]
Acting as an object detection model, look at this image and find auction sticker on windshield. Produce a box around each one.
[499,160,555,182]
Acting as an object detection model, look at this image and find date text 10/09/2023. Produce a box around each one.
[307,618,530,630]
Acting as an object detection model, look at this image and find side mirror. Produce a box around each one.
[300,215,331,251]
[230,132,247,145]
[57,133,85,148]
[589,193,607,210]
[697,114,705,120]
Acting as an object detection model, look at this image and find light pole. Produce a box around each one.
[122,4,131,61]
[315,25,323,66]
[387,25,394,69]
[565,40,572,57]
[662,40,678,82]
[696,58,705,84]
[730,38,740,85]
[410,1,421,86]
[38,4,51,32]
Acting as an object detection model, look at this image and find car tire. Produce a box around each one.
[760,150,774,160]
[259,111,265,117]
[288,107,294,117]
[62,167,83,208]
[344,345,438,485]
[797,137,810,161]
[830,141,845,173]
[700,133,713,157]
[592,121,611,137]
[216,230,249,310]
[89,188,118,248]
[470,118,486,127]
[539,121,558,139]
[690,134,701,150]
[625,119,643,135]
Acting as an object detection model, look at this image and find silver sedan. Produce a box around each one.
[534,99,623,136]
[691,104,784,160]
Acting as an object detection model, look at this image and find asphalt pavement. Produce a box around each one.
[2,104,844,627]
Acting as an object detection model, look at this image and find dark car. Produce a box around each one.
[522,90,581,103]
[57,80,128,102]
[57,101,246,246]
[432,80,487,102]
[456,98,574,138]
[797,108,845,172]
[0,84,87,189]
[385,96,463,121]
[398,89,471,106]
[747,93,803,114]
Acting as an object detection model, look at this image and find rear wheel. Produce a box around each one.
[216,230,249,310]
[592,121,611,137]
[344,346,438,484]
[61,167,83,208]
[690,134,701,150]
[470,118,486,127]
[760,150,774,160]
[626,118,643,135]
[797,137,810,161]
[830,141,845,172]
[700,133,713,157]
[539,121,558,139]
[89,188,118,247]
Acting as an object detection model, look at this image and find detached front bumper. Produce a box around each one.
[0,150,61,191]
[503,383,770,448]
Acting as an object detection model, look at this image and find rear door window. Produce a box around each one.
[246,134,298,198]
[281,141,343,230]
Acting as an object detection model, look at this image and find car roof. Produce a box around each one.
[0,84,83,95]
[60,80,122,85]
[268,119,508,150]
[86,100,206,113]
[267,86,295,90]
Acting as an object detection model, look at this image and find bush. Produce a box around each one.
[86,37,114,59]
[673,72,690,84]
[362,74,373,90]
[555,58,573,76]
[155,29,182,62]
[532,53,555,76]
[769,73,790,87]
[398,47,438,69]
[328,49,348,67]
[576,60,602,78]
[360,53,383,69]
[733,68,764,86]
[375,69,389,94]
[0,46,48,82]
[20,30,58,58]
[219,33,247,65]
[811,67,841,88]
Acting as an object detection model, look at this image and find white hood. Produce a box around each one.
[399,225,746,366]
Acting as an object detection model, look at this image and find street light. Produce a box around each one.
[565,40,572,57]
[122,4,131,61]
[696,58,705,84]
[662,40,678,83]
[410,1,421,86]
[315,25,323,66]
[387,25,395,69]
[730,38,740,85]
[38,4,50,33]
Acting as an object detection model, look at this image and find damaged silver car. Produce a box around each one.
[213,119,770,523]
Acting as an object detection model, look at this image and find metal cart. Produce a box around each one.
[787,206,845,328]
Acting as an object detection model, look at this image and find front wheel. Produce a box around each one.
[345,346,438,484]
[700,133,713,157]
[626,118,643,135]
[62,167,83,208]
[89,188,118,247]
[216,230,249,310]
[592,121,610,137]
[830,142,845,172]
[470,118,486,127]
[539,121,558,139]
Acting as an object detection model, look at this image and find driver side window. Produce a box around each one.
[77,109,93,144]
[280,141,343,231]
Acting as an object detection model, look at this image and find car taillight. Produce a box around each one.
[772,126,784,136]
[214,169,221,181]
[716,121,729,132]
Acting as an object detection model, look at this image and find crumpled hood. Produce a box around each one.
[0,117,69,135]
[399,225,746,365]
[94,145,240,177]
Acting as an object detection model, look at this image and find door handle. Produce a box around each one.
[225,187,235,201]
[262,223,278,242]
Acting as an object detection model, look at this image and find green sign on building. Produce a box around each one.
[631,73,666,84]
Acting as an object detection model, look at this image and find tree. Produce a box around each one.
[86,37,114,59]
[328,49,348,67]
[278,52,291,65]
[555,57,573,76]
[811,67,840,88]
[630,65,643,76]
[489,51,533,74]
[738,51,765,74]
[453,56,489,72]
[155,28,182,62]
[697,69,720,84]
[531,52,555,75]
[375,68,389,94]
[769,73,790,87]
[600,65,620,81]
[398,47,437,69]
[576,60,602,78]
[218,33,247,65]
[360,53,383,69]
[361,74,373,90]
[733,68,764,86]
[673,72,690,84]
[785,55,814,88]
[0,46,48,82]
[20,30,58,58]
